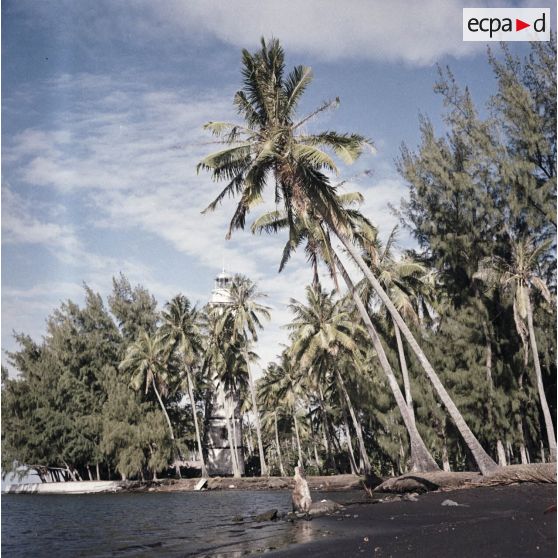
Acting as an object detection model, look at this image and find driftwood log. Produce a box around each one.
[374,463,556,494]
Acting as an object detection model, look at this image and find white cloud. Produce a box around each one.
[2,65,414,374]
[147,0,489,66]
[358,177,410,244]
[12,0,553,70]
[1,187,81,253]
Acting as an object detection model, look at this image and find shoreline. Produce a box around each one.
[267,483,557,558]
[5,462,555,495]
[2,473,365,495]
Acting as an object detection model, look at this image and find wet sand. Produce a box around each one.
[267,483,556,558]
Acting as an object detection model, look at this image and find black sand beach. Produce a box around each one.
[267,483,556,558]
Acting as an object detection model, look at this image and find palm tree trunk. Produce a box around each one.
[335,369,371,473]
[321,423,329,459]
[229,394,242,477]
[274,411,286,476]
[398,435,407,474]
[442,442,451,472]
[341,406,358,474]
[525,294,557,461]
[225,397,240,477]
[516,414,529,465]
[482,321,506,466]
[293,414,304,467]
[313,439,321,472]
[332,250,439,472]
[496,440,507,467]
[246,423,254,457]
[394,323,415,423]
[186,368,208,477]
[151,377,175,441]
[395,322,425,471]
[506,441,513,464]
[247,361,268,475]
[331,427,344,463]
[317,386,337,471]
[336,235,498,475]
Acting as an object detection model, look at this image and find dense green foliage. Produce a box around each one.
[397,39,556,464]
[2,39,555,480]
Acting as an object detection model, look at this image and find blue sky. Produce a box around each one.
[2,0,554,373]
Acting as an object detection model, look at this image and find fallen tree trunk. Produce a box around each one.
[374,463,556,494]
[471,463,556,486]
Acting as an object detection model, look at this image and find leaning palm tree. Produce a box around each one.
[362,229,440,429]
[120,331,175,442]
[160,295,208,477]
[219,275,271,476]
[253,199,440,471]
[475,237,556,461]
[369,246,443,469]
[199,38,497,474]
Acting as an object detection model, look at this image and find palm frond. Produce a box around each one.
[251,210,288,234]
[291,144,338,173]
[293,98,340,130]
[337,191,364,206]
[301,132,372,164]
[196,143,252,176]
[513,298,529,365]
[202,171,246,214]
[530,276,551,303]
[284,65,313,111]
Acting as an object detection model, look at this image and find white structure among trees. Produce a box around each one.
[205,270,245,476]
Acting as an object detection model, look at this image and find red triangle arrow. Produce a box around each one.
[516,19,530,31]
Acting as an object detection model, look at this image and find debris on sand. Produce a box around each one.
[441,499,469,507]
[254,509,278,522]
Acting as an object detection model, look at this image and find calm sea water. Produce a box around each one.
[2,490,358,557]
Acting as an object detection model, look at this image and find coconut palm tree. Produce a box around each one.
[287,285,374,473]
[362,229,441,423]
[475,236,556,461]
[259,364,287,475]
[253,201,440,472]
[274,354,308,468]
[220,275,271,476]
[159,295,208,477]
[199,38,497,474]
[119,331,175,442]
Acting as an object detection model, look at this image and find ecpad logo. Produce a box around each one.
[463,8,550,41]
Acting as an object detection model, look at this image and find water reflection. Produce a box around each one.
[194,519,319,557]
[2,490,349,557]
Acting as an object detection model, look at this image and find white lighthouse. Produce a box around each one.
[205,269,245,476]
[209,270,233,306]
